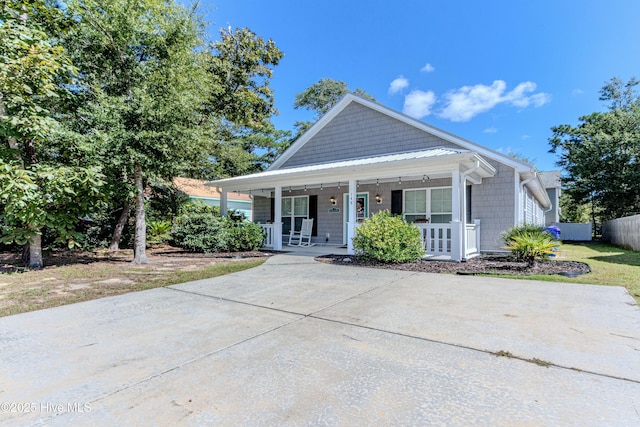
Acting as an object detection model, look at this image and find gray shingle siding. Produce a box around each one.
[281,102,460,168]
[254,166,516,251]
[471,161,516,251]
[253,196,271,224]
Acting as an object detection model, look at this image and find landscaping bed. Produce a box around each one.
[317,253,591,277]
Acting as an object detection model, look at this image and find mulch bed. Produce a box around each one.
[316,254,591,277]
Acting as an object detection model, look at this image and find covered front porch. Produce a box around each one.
[258,220,481,260]
[209,148,496,261]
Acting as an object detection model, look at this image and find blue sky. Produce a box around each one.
[203,0,640,171]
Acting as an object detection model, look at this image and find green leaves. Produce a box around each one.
[0,161,105,247]
[0,3,76,151]
[502,226,557,266]
[353,211,423,263]
[549,77,640,221]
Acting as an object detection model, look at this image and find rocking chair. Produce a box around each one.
[288,218,315,247]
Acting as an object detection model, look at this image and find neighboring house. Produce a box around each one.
[173,177,252,220]
[207,94,555,260]
[539,171,562,225]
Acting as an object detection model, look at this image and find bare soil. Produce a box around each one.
[316,254,591,277]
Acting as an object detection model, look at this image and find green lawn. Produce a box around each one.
[508,242,640,305]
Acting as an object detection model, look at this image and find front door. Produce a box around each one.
[343,193,369,244]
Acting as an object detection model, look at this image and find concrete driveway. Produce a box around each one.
[1,253,639,426]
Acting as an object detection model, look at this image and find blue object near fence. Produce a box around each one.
[546,225,561,240]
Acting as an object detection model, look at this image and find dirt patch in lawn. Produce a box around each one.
[0,246,272,317]
[316,254,591,277]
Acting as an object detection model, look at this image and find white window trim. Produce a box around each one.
[403,186,453,223]
[282,195,309,228]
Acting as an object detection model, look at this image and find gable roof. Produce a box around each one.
[269,93,533,173]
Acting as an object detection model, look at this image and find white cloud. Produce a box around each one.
[483,127,498,133]
[521,134,531,140]
[403,90,437,119]
[572,88,584,96]
[388,76,409,95]
[439,80,551,122]
[421,63,435,73]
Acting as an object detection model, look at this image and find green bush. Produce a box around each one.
[147,220,172,245]
[227,223,265,252]
[170,212,231,253]
[353,210,423,263]
[178,199,220,216]
[502,224,548,244]
[502,225,557,265]
[170,210,265,253]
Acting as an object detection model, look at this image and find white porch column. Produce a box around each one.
[219,189,228,217]
[273,186,283,250]
[450,168,463,261]
[347,179,357,255]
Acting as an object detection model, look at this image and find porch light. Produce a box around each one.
[375,194,382,204]
[398,177,402,185]
[376,179,379,186]
[320,184,323,190]
[329,196,336,206]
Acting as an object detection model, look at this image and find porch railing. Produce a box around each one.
[259,223,274,248]
[417,224,452,256]
[465,220,481,257]
[417,220,480,258]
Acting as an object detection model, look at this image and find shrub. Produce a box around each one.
[147,220,172,245]
[227,223,265,252]
[170,212,231,253]
[502,224,547,244]
[178,199,220,216]
[503,225,558,265]
[353,210,423,263]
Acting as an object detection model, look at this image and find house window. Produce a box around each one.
[282,196,308,234]
[404,187,452,224]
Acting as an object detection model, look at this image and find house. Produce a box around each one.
[539,171,562,225]
[207,94,555,260]
[173,177,252,220]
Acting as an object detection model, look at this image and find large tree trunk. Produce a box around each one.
[108,202,131,250]
[22,233,43,270]
[132,164,149,264]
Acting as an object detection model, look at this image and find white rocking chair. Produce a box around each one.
[288,218,315,247]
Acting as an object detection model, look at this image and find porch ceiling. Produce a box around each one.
[207,148,496,193]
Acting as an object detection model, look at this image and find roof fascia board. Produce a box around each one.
[211,153,496,192]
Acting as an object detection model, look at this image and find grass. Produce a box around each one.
[0,258,265,317]
[497,241,640,305]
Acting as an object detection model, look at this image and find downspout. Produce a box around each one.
[460,161,481,260]
[519,171,537,225]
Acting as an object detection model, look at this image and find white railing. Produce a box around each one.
[465,219,480,257]
[259,224,274,248]
[417,220,480,258]
[417,224,452,256]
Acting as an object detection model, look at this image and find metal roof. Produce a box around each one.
[208,148,497,193]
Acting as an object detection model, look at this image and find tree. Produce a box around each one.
[0,0,104,268]
[292,78,375,140]
[549,77,640,223]
[203,27,287,178]
[205,27,283,129]
[64,0,211,263]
